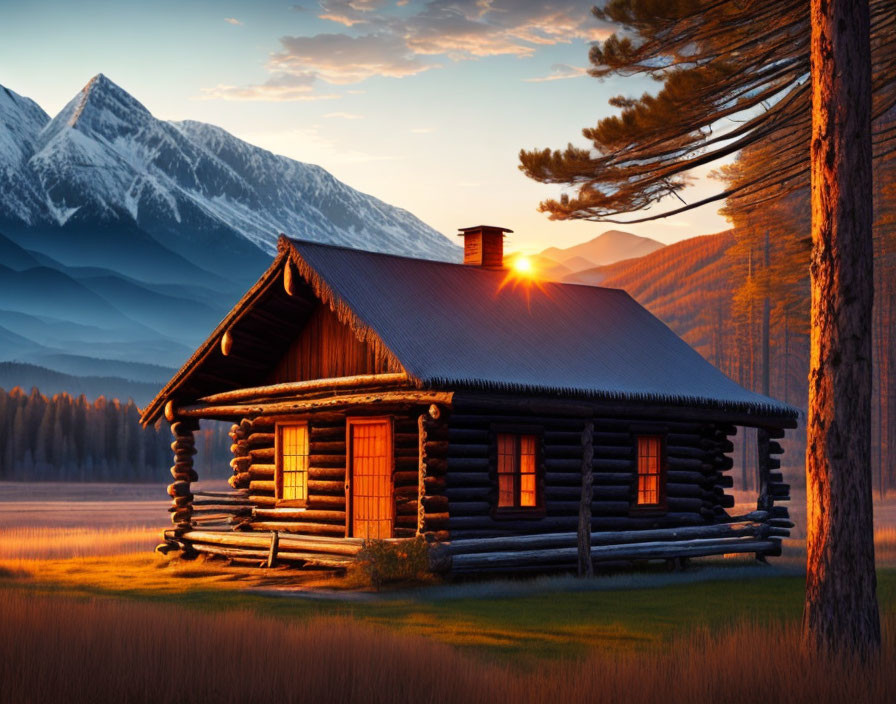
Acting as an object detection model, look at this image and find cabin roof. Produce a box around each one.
[141,236,798,425]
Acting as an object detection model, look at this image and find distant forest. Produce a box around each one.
[0,386,230,482]
[597,122,896,496]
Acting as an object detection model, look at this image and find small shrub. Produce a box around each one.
[355,536,432,589]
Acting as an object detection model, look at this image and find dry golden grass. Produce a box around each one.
[0,526,158,560]
[0,589,892,704]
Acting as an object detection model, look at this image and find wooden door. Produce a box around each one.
[347,418,393,539]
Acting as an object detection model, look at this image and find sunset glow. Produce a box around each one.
[511,255,535,276]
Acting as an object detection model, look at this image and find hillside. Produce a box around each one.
[541,230,665,269]
[590,232,736,363]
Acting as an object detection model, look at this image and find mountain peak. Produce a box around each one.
[67,73,151,128]
[539,229,666,271]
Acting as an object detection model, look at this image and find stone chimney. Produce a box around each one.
[457,225,512,269]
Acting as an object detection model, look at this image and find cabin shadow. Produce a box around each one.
[143,227,798,580]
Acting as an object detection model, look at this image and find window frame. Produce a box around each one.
[274,421,310,508]
[490,424,545,519]
[630,433,668,514]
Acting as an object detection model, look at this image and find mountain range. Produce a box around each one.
[0,75,461,402]
[508,230,666,282]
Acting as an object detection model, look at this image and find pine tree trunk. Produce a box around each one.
[761,232,771,397]
[804,0,880,657]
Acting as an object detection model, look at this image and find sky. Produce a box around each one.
[0,0,732,253]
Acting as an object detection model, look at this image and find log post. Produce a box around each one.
[578,420,594,577]
[756,427,772,512]
[417,413,428,536]
[267,530,279,568]
[168,416,200,536]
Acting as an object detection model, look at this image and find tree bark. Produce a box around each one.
[804,0,880,657]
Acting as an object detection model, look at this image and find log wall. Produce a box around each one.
[215,394,780,548]
[227,406,444,539]
[443,403,739,540]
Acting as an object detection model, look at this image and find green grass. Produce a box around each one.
[4,564,895,661]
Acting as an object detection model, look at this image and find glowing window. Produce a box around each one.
[636,436,663,506]
[497,433,540,509]
[277,424,309,504]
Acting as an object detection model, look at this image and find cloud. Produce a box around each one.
[200,73,339,102]
[324,112,365,119]
[318,0,391,26]
[410,127,435,133]
[224,17,243,25]
[204,1,612,98]
[524,63,587,82]
[270,33,441,84]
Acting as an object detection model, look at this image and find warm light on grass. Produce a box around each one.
[0,590,893,704]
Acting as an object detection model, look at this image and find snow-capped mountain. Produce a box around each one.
[0,75,459,398]
[0,74,460,274]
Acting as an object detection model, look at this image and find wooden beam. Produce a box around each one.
[197,373,410,404]
[448,537,779,571]
[175,390,453,419]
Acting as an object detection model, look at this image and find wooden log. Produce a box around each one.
[249,480,275,493]
[193,490,250,499]
[310,425,345,441]
[310,454,345,467]
[307,495,346,509]
[221,329,233,356]
[253,508,346,522]
[230,457,251,472]
[448,443,489,457]
[309,466,345,480]
[267,530,280,567]
[444,521,769,555]
[197,373,410,404]
[248,432,275,447]
[176,390,453,418]
[308,479,344,494]
[394,470,419,486]
[310,441,346,454]
[448,537,779,571]
[445,472,490,487]
[447,501,491,515]
[452,394,592,417]
[592,458,635,471]
[246,521,346,536]
[444,487,491,501]
[422,495,449,512]
[167,481,192,498]
[448,428,488,442]
[447,457,489,470]
[250,447,275,461]
[171,441,197,455]
[249,464,275,479]
[229,473,250,488]
[190,543,355,568]
[170,466,199,482]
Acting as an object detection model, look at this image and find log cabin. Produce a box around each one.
[141,227,798,573]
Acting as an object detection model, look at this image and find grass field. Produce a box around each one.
[1,483,895,702]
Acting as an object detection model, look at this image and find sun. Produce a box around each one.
[512,255,535,276]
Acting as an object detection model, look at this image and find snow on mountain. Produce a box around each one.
[0,85,50,223]
[0,74,460,264]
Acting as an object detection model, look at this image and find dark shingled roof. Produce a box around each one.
[287,238,797,418]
